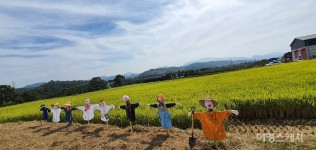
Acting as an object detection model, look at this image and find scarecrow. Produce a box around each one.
[61,101,77,127]
[96,99,115,125]
[149,94,176,129]
[50,103,62,123]
[188,97,239,149]
[120,95,140,132]
[39,104,51,122]
[76,97,99,124]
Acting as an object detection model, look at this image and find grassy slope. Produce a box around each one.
[0,60,315,128]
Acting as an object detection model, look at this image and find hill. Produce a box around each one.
[138,60,254,77]
[23,82,45,88]
[0,60,315,128]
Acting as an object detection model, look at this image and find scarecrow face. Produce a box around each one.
[204,100,214,109]
[100,101,106,106]
[54,105,58,109]
[123,95,130,102]
[157,96,163,103]
[84,100,90,105]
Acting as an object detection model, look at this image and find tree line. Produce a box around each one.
[0,60,268,107]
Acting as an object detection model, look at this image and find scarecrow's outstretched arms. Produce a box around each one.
[132,102,140,108]
[149,103,175,108]
[166,103,176,108]
[76,106,85,111]
[60,107,77,111]
[231,110,239,115]
[149,104,158,108]
[109,104,115,109]
[120,105,127,109]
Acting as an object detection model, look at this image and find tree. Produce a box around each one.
[89,77,108,91]
[21,90,39,102]
[113,75,125,87]
[0,85,18,106]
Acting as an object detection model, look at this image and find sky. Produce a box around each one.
[0,0,316,88]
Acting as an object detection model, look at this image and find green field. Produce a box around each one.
[0,60,315,129]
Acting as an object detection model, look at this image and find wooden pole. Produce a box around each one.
[130,121,133,132]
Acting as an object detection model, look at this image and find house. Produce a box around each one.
[281,52,293,63]
[290,34,316,61]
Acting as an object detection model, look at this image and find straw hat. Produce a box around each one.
[199,97,218,108]
[51,103,59,108]
[64,101,71,106]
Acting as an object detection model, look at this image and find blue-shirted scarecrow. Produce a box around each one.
[61,101,77,127]
[149,94,176,129]
[39,104,51,122]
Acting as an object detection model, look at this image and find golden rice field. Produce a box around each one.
[0,60,315,129]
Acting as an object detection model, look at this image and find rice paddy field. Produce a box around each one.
[0,60,315,129]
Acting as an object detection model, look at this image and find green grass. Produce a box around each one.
[0,60,315,129]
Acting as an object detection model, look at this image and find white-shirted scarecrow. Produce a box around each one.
[96,99,115,125]
[149,94,176,129]
[50,103,62,123]
[120,95,140,132]
[188,97,239,149]
[76,97,99,124]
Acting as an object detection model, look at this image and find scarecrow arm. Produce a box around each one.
[166,103,176,108]
[71,108,78,111]
[108,104,115,109]
[94,106,101,111]
[217,110,232,120]
[76,106,85,111]
[47,108,51,113]
[231,110,239,116]
[132,102,140,108]
[120,105,127,109]
[92,104,100,111]
[149,104,158,108]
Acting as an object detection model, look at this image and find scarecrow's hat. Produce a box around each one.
[64,101,71,106]
[199,97,218,109]
[51,103,59,107]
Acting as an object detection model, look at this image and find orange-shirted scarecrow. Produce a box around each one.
[188,97,239,149]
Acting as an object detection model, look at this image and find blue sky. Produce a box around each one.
[0,0,315,87]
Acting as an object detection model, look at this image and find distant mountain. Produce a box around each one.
[100,75,116,81]
[23,82,45,88]
[101,72,139,80]
[138,60,254,77]
[184,52,283,66]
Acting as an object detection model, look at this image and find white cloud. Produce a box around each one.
[0,0,316,87]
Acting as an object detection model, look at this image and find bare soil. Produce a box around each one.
[0,121,315,150]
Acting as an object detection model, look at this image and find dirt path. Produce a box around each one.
[0,121,315,150]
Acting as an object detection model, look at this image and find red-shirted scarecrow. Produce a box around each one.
[188,97,239,149]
